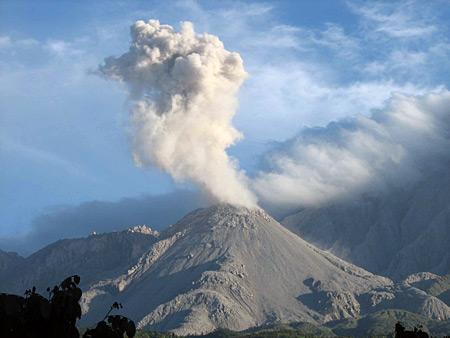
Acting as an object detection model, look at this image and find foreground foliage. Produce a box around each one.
[331,309,449,337]
[133,311,449,338]
[0,275,82,338]
[1,275,449,338]
[0,275,135,338]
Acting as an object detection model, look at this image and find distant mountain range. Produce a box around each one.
[281,170,450,279]
[1,205,449,335]
[0,226,158,292]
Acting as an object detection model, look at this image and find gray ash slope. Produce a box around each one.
[281,170,450,279]
[0,227,158,293]
[79,205,450,335]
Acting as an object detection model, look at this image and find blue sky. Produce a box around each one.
[1,0,449,242]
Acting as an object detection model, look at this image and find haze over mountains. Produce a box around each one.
[1,205,450,335]
[1,12,450,337]
[282,168,450,279]
[2,152,449,335]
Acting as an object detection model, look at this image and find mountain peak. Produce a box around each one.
[185,203,265,217]
[165,203,270,235]
[3,204,449,335]
[79,203,403,334]
[127,225,160,237]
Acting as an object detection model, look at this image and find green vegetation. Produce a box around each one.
[134,327,333,338]
[329,309,450,337]
[2,275,449,337]
[331,310,429,337]
[134,332,176,338]
[132,310,450,338]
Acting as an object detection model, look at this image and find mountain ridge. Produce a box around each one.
[281,170,450,279]
[76,205,449,334]
[0,226,159,293]
[1,205,449,335]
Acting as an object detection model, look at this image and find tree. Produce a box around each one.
[0,275,135,338]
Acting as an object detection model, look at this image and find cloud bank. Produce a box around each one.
[254,91,450,210]
[99,20,256,208]
[98,18,450,214]
[0,190,206,256]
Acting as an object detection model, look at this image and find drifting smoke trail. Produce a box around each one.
[253,91,450,210]
[99,20,257,207]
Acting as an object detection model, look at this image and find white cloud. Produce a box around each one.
[45,39,85,57]
[0,35,38,49]
[0,36,12,48]
[349,0,436,38]
[15,38,39,47]
[242,24,303,50]
[253,91,450,210]
[298,23,360,59]
[168,3,426,132]
[239,60,439,141]
[94,7,449,212]
[363,50,427,76]
[2,0,449,215]
[151,0,448,164]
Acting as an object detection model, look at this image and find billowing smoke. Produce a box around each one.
[99,20,257,208]
[99,19,449,212]
[254,91,450,210]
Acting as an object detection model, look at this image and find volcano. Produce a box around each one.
[3,204,449,334]
[80,205,397,334]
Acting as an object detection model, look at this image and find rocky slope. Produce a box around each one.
[78,205,450,335]
[2,205,449,335]
[281,170,450,279]
[404,272,450,307]
[0,226,158,293]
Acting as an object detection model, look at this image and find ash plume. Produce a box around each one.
[99,20,256,208]
[254,91,450,210]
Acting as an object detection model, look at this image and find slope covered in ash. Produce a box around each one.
[80,204,431,335]
[281,170,450,279]
[2,205,448,335]
[0,226,159,293]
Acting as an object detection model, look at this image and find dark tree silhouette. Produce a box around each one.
[395,321,429,338]
[0,275,135,338]
[83,302,136,338]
